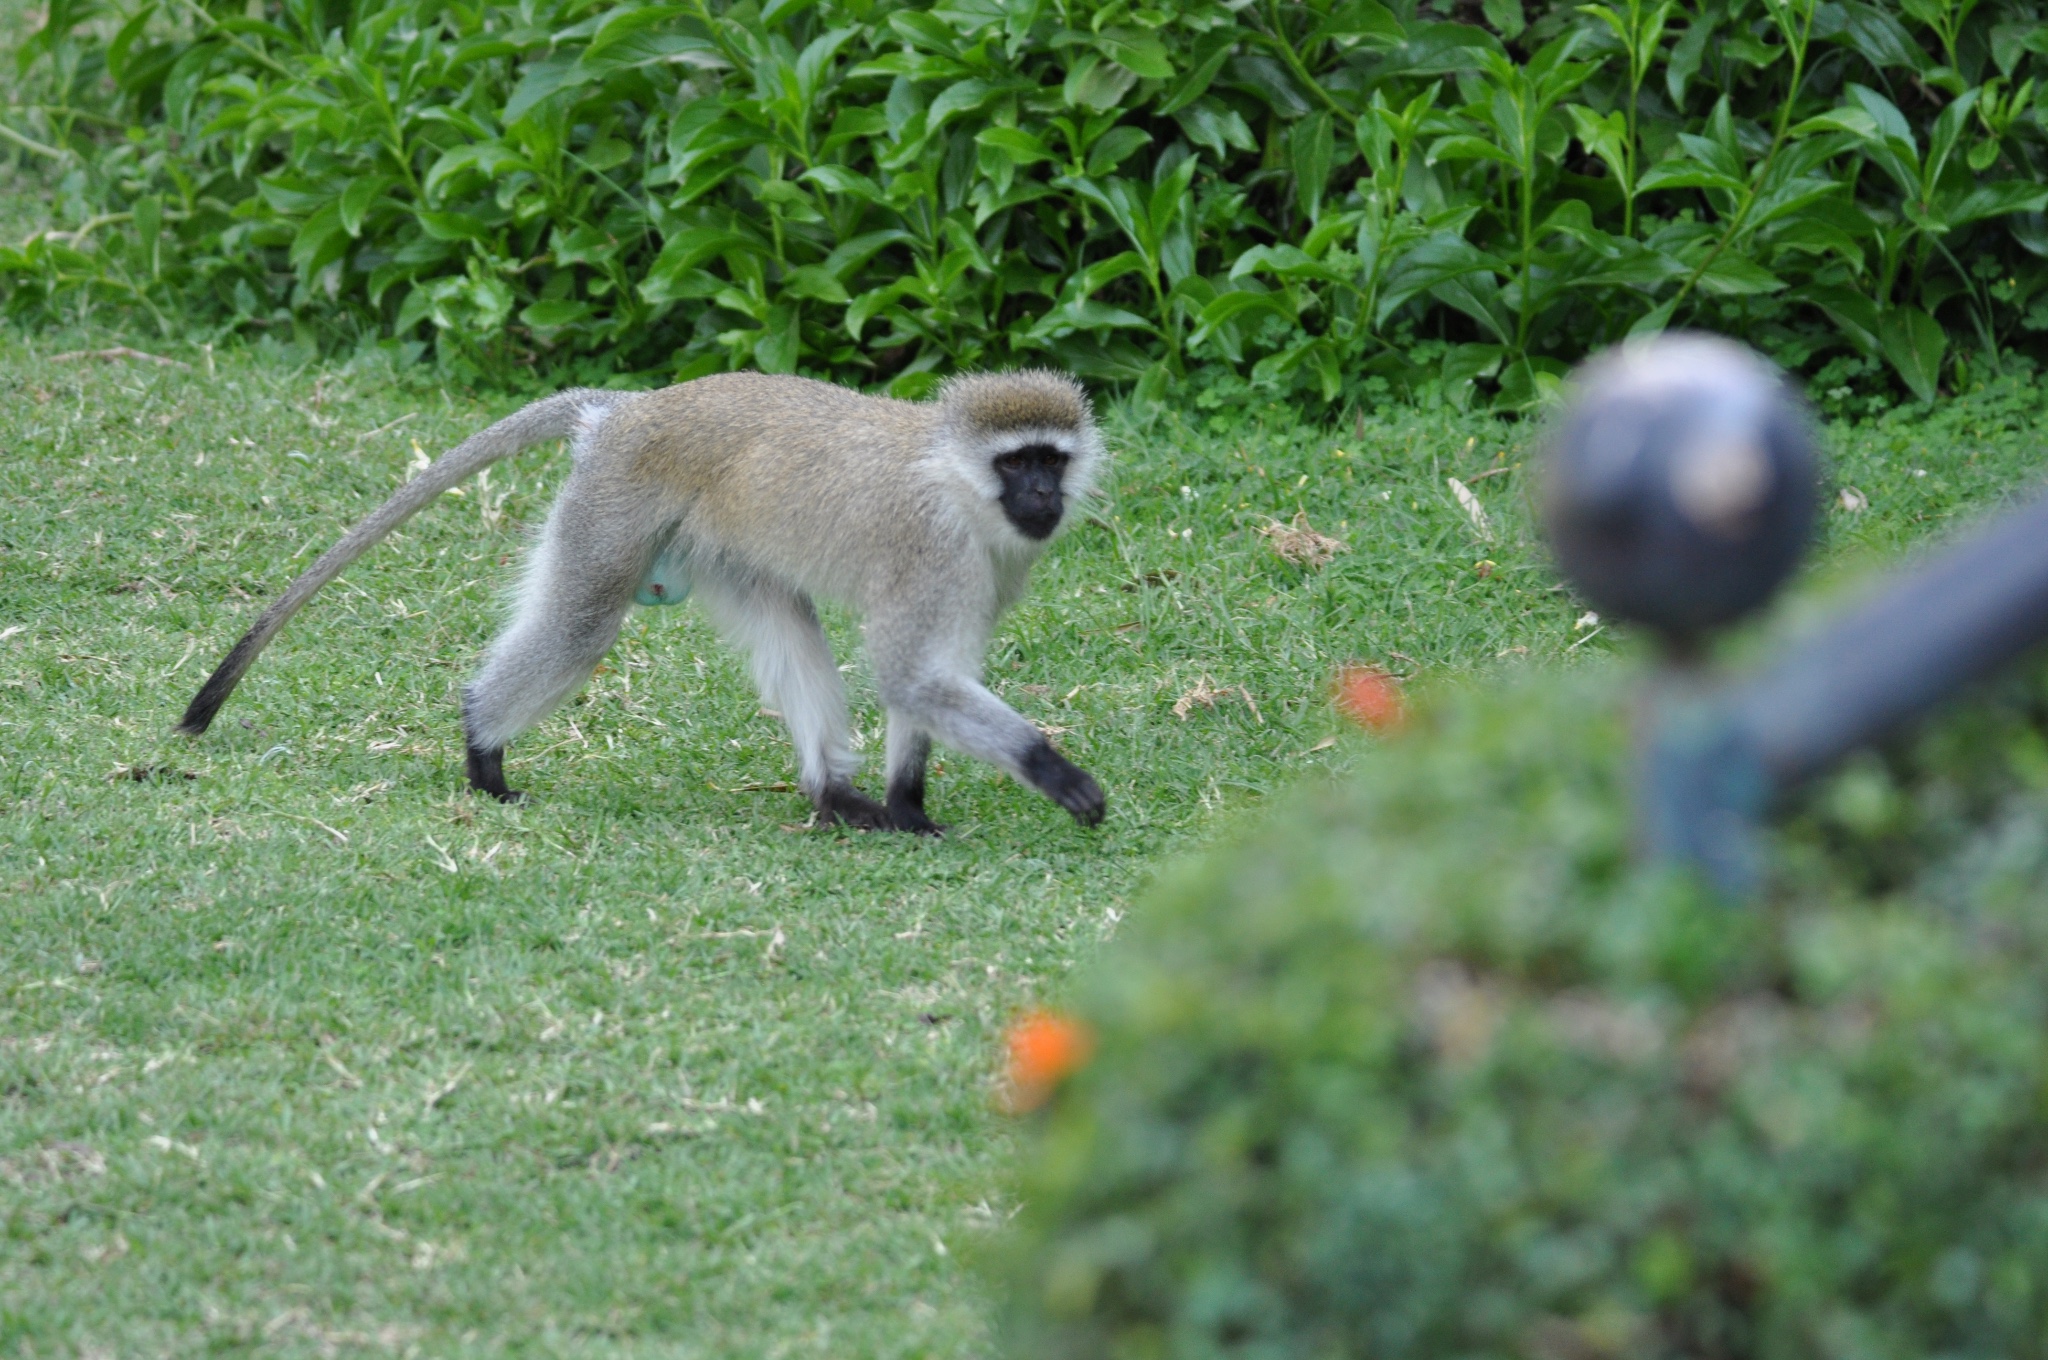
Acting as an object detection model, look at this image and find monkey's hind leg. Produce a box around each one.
[695,573,889,830]
[461,481,653,802]
[882,717,943,836]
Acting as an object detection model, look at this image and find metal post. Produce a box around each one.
[1547,336,2048,897]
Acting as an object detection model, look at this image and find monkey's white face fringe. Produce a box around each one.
[932,369,1107,543]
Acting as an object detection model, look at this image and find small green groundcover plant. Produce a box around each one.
[993,659,2048,1357]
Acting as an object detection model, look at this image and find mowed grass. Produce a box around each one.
[0,333,2043,1358]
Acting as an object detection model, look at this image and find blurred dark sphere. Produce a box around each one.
[1543,334,1818,649]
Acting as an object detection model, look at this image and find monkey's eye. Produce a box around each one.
[996,446,1069,478]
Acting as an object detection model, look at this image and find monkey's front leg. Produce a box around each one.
[881,719,943,836]
[1017,736,1107,826]
[882,671,1105,827]
[465,744,523,803]
[690,573,893,830]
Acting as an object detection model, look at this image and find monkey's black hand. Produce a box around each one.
[1022,740,1106,827]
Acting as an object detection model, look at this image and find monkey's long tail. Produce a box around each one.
[177,388,630,736]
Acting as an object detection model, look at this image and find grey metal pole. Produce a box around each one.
[1541,334,1820,896]
[1548,337,2048,896]
[1733,491,2048,788]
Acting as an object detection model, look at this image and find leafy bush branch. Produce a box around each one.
[7,0,2048,407]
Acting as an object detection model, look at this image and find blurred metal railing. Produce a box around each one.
[1544,334,2048,896]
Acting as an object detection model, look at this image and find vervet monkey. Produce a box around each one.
[177,371,1108,832]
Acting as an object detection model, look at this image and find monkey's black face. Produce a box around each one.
[994,444,1071,540]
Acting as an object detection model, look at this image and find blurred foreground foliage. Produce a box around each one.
[997,659,2048,1357]
[8,0,2048,406]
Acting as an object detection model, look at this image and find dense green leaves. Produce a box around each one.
[999,659,2048,1356]
[7,0,2048,405]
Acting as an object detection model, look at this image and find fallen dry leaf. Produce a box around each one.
[1172,674,1227,719]
[1447,476,1495,542]
[1172,675,1263,723]
[1258,511,1349,569]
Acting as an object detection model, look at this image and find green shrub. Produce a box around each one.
[996,661,2048,1357]
[8,0,2048,404]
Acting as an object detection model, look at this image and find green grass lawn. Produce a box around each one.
[1,333,2044,1357]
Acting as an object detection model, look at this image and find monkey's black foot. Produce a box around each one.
[1021,740,1106,827]
[886,802,947,836]
[466,743,525,804]
[815,783,893,831]
[886,775,945,836]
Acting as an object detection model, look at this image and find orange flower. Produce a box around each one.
[1333,664,1406,732]
[1003,1009,1095,1112]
